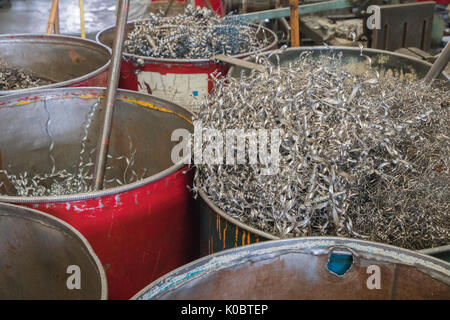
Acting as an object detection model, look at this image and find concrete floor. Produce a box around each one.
[0,0,117,39]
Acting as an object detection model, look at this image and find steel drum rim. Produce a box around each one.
[0,34,111,96]
[228,45,450,81]
[0,87,193,204]
[95,20,279,63]
[0,202,108,299]
[131,236,450,300]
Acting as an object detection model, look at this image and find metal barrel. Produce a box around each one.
[0,202,107,299]
[0,87,197,299]
[133,237,450,299]
[229,46,450,81]
[95,21,278,112]
[197,47,450,261]
[225,0,289,14]
[0,35,111,96]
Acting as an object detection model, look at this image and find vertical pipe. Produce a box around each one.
[164,0,175,17]
[79,0,86,38]
[424,41,450,84]
[54,0,60,34]
[289,0,300,47]
[93,0,130,191]
[46,0,59,34]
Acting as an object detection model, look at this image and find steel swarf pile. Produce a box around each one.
[195,52,449,250]
[124,6,269,59]
[0,101,147,197]
[0,61,49,91]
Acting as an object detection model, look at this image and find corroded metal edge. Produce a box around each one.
[132,237,450,300]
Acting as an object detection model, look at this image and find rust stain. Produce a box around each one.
[242,231,246,246]
[247,232,250,245]
[218,216,221,241]
[235,226,238,248]
[256,235,260,243]
[223,220,228,249]
[68,49,88,64]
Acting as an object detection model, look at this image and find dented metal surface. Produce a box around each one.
[133,238,450,300]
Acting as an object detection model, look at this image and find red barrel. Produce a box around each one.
[96,22,277,112]
[0,88,197,299]
[195,0,225,15]
[0,34,110,96]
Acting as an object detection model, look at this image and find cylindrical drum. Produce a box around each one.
[133,238,450,299]
[0,35,110,96]
[0,202,107,299]
[96,22,277,112]
[197,46,450,260]
[225,0,289,14]
[0,88,197,299]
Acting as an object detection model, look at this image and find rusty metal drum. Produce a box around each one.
[133,237,450,299]
[0,35,110,96]
[198,46,450,261]
[0,202,107,299]
[0,87,197,299]
[96,22,277,112]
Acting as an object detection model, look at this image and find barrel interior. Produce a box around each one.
[229,47,450,81]
[0,90,192,196]
[0,37,110,85]
[139,239,450,300]
[0,203,106,299]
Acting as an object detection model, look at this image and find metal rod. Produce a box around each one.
[46,0,59,34]
[93,0,130,191]
[424,41,450,84]
[54,0,60,34]
[213,54,266,72]
[289,0,300,47]
[236,0,350,23]
[164,0,175,17]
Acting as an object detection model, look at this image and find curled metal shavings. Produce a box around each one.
[0,60,50,91]
[0,100,148,197]
[124,5,269,59]
[195,52,449,250]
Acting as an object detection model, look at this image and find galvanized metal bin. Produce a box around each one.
[133,237,450,299]
[198,46,450,260]
[0,88,197,299]
[0,202,107,299]
[96,21,277,112]
[0,35,110,96]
